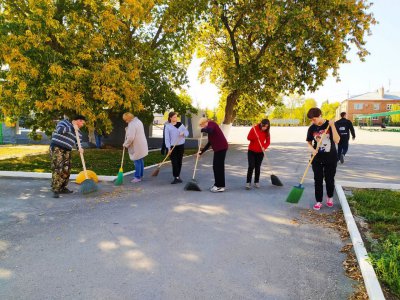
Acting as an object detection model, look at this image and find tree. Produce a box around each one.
[197,1,376,126]
[391,104,400,124]
[0,0,204,137]
[321,101,340,121]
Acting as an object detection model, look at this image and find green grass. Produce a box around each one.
[0,145,49,159]
[348,189,400,297]
[0,148,197,175]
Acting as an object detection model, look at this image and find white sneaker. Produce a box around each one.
[254,183,260,188]
[210,186,225,193]
[245,183,251,190]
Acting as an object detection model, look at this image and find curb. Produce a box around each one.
[337,180,400,190]
[335,184,386,300]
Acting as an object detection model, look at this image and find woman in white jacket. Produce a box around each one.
[122,112,148,183]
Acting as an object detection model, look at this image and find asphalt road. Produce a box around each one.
[0,126,398,299]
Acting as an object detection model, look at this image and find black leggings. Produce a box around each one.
[170,144,184,178]
[213,149,227,188]
[311,159,337,202]
[247,150,264,183]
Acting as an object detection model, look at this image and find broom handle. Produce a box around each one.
[158,135,182,167]
[120,147,125,169]
[252,125,272,173]
[120,131,127,169]
[299,124,330,185]
[192,134,203,180]
[73,125,88,180]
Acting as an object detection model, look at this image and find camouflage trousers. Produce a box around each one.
[50,146,71,193]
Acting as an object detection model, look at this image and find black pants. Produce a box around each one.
[213,149,227,188]
[337,140,349,160]
[170,144,184,178]
[247,150,264,183]
[312,159,337,202]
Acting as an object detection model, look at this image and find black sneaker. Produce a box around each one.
[340,154,344,164]
[53,192,60,198]
[176,177,183,183]
[171,178,180,184]
[60,188,73,194]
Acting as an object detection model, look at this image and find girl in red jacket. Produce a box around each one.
[246,119,270,189]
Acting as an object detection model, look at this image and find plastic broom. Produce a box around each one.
[74,125,98,194]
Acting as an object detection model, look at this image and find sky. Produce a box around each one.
[186,0,400,109]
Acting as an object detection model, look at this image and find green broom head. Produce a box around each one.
[80,178,98,194]
[184,179,201,191]
[286,184,304,203]
[114,168,124,186]
[271,175,283,186]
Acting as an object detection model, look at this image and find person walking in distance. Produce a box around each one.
[246,119,270,189]
[306,108,340,211]
[198,118,229,193]
[50,115,86,198]
[335,112,355,164]
[164,112,189,184]
[122,112,148,183]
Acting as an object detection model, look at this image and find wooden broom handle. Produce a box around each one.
[252,125,266,152]
[73,124,88,179]
[120,147,125,169]
[252,125,273,172]
[158,135,183,167]
[120,131,127,169]
[299,124,330,185]
[192,134,203,180]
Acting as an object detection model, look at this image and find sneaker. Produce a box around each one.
[254,183,260,188]
[53,192,60,198]
[245,183,251,190]
[313,202,323,210]
[326,197,334,208]
[176,177,183,183]
[340,154,344,164]
[131,178,141,183]
[60,188,73,194]
[171,178,181,184]
[210,186,225,193]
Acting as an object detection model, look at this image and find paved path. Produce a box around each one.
[0,126,399,299]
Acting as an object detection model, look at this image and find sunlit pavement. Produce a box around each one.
[0,126,398,299]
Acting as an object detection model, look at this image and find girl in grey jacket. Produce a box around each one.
[164,112,189,184]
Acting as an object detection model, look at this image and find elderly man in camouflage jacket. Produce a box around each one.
[50,115,86,198]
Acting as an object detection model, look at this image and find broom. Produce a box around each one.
[151,135,182,177]
[184,134,203,191]
[114,132,127,186]
[252,126,283,186]
[74,125,98,194]
[286,125,330,203]
[114,146,126,185]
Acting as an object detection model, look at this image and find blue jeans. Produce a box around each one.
[95,134,102,149]
[133,158,144,179]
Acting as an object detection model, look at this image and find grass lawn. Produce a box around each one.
[348,189,400,298]
[0,145,49,159]
[0,148,197,175]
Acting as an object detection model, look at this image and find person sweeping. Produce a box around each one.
[246,119,270,189]
[122,112,148,183]
[164,112,189,184]
[50,115,86,198]
[198,118,228,193]
[306,108,340,210]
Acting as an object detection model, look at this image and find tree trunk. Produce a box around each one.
[223,90,240,125]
